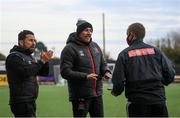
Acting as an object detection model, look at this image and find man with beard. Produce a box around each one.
[6,30,53,117]
[60,19,112,117]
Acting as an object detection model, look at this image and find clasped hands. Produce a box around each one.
[40,50,53,63]
[87,72,112,80]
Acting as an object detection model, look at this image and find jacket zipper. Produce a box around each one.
[87,47,97,96]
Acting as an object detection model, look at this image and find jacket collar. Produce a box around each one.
[130,38,143,46]
[10,45,33,55]
[66,32,92,46]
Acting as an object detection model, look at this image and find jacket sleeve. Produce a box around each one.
[94,43,111,75]
[37,61,49,76]
[6,54,45,78]
[100,54,111,75]
[60,46,87,80]
[161,52,175,86]
[112,53,125,96]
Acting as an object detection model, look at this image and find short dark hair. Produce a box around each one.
[18,30,34,41]
[127,23,145,39]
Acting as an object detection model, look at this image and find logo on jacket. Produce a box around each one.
[94,47,99,53]
[79,50,85,56]
[128,48,155,57]
[28,60,36,64]
[28,61,32,64]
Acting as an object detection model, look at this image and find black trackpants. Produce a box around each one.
[126,102,168,117]
[71,95,104,117]
[10,101,36,117]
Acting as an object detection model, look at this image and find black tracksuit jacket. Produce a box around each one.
[6,45,49,104]
[112,39,175,104]
[60,32,110,101]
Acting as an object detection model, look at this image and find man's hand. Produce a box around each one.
[103,72,112,79]
[107,88,118,97]
[40,50,53,63]
[87,73,98,80]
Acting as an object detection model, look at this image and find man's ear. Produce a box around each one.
[127,32,132,40]
[127,32,134,41]
[19,40,23,46]
[127,32,136,45]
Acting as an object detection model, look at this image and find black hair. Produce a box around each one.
[127,23,145,40]
[18,30,34,41]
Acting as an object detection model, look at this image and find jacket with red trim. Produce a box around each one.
[112,39,175,104]
[60,32,110,101]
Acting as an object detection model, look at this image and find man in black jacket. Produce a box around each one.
[110,23,175,117]
[60,19,112,117]
[6,30,53,117]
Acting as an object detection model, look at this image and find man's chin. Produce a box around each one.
[85,38,91,42]
[29,48,35,52]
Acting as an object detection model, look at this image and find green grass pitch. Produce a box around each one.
[0,83,180,117]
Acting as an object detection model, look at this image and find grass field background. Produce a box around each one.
[0,83,180,117]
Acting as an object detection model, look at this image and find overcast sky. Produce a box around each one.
[1,0,180,59]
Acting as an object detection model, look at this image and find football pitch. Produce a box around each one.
[0,83,180,117]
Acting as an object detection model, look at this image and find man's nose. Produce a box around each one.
[32,40,36,45]
[87,31,92,35]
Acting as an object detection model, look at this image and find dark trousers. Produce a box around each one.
[126,102,168,117]
[10,101,36,117]
[71,96,104,117]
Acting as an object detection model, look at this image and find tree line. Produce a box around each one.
[1,30,180,67]
[148,30,180,67]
